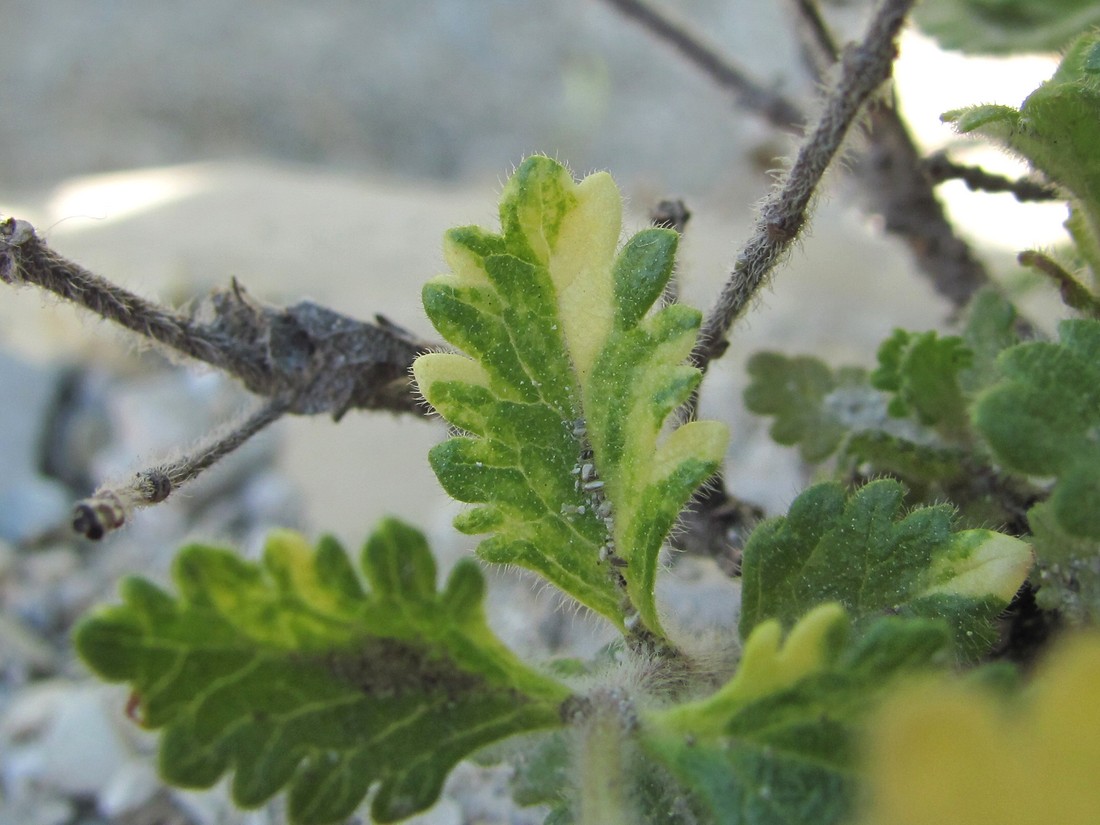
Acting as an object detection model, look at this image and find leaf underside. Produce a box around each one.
[75,520,569,824]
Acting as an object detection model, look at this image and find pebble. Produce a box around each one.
[0,681,135,799]
[98,759,161,820]
[0,353,69,544]
[0,352,303,825]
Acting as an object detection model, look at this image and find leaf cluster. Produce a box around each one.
[745,288,1037,529]
[69,25,1100,820]
[413,156,728,638]
[76,521,568,824]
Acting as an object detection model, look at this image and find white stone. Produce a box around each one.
[0,681,133,797]
[97,758,161,819]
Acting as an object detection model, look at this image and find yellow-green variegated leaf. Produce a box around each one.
[642,604,950,825]
[860,633,1100,825]
[75,521,569,825]
[414,156,728,636]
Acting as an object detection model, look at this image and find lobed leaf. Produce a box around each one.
[975,318,1100,539]
[414,156,728,636]
[739,480,1032,660]
[859,632,1100,825]
[75,520,569,824]
[943,32,1100,276]
[958,287,1020,394]
[643,604,950,825]
[871,330,973,440]
[743,352,876,462]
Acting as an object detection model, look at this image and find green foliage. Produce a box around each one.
[1028,501,1100,622]
[642,604,950,825]
[743,353,872,462]
[739,480,1032,660]
[943,32,1100,281]
[915,0,1100,54]
[743,290,1032,528]
[871,330,972,440]
[49,0,1100,813]
[973,319,1100,622]
[975,319,1100,538]
[413,156,728,637]
[75,521,569,824]
[958,287,1020,393]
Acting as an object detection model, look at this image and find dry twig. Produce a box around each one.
[602,0,993,314]
[693,0,918,372]
[1,216,434,538]
[597,0,804,131]
[922,152,1063,202]
[0,218,430,419]
[72,398,290,539]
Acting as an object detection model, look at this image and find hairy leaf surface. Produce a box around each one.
[743,352,877,462]
[643,604,949,825]
[871,330,972,440]
[943,33,1100,275]
[414,156,728,635]
[75,520,569,824]
[1028,501,1100,624]
[976,318,1100,539]
[739,480,1032,659]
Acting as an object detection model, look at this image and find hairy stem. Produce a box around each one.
[1018,249,1100,317]
[605,0,992,320]
[0,217,431,419]
[568,690,638,825]
[72,397,290,540]
[693,0,917,372]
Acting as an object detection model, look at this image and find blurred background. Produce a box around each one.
[0,3,1067,824]
[0,0,803,194]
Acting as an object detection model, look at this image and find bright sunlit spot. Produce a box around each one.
[46,166,207,229]
[894,30,1066,252]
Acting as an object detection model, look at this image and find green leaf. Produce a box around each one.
[1028,501,1100,624]
[743,352,876,462]
[975,318,1100,539]
[414,156,728,636]
[959,288,1020,395]
[943,33,1100,276]
[739,480,1032,659]
[871,330,973,440]
[507,731,572,812]
[915,0,1100,54]
[846,432,967,484]
[75,521,569,825]
[642,604,950,825]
